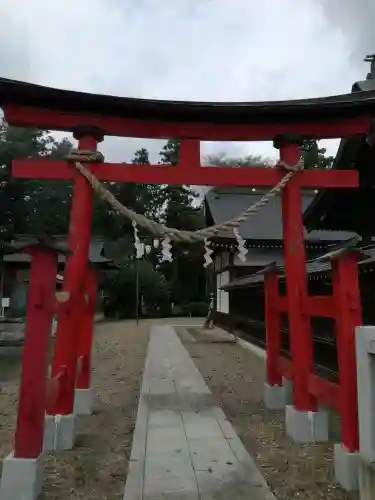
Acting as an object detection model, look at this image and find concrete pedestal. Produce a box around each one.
[359,459,375,500]
[285,405,328,443]
[43,413,76,452]
[282,377,293,405]
[74,387,94,415]
[0,452,43,500]
[333,444,359,491]
[264,383,286,410]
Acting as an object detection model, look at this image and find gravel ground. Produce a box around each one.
[178,327,359,500]
[0,320,150,500]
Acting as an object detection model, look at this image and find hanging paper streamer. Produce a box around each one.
[203,238,214,268]
[161,236,173,262]
[132,221,145,259]
[233,228,248,263]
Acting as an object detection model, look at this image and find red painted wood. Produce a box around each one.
[281,142,316,412]
[332,253,362,452]
[275,295,335,317]
[279,357,293,379]
[76,268,98,389]
[279,360,340,410]
[12,158,359,188]
[307,373,340,411]
[307,296,336,317]
[265,271,282,385]
[3,104,371,140]
[14,248,58,458]
[48,135,98,416]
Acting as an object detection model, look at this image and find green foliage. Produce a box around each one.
[0,119,74,239]
[0,122,336,319]
[204,152,272,166]
[301,139,334,170]
[102,260,170,318]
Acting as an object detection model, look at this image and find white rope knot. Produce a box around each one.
[277,158,304,172]
[66,149,104,163]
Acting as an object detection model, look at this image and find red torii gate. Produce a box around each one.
[0,77,373,497]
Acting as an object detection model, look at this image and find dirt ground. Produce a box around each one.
[178,327,359,500]
[0,320,150,500]
[0,320,362,500]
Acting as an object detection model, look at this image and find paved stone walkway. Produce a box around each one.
[123,325,275,500]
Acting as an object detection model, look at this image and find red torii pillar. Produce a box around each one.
[75,266,98,415]
[44,126,103,451]
[0,243,59,500]
[276,135,327,442]
[11,137,359,447]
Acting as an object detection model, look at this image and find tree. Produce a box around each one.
[204,152,272,167]
[0,119,74,239]
[158,140,207,305]
[301,139,334,170]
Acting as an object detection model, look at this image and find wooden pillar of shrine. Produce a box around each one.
[274,134,328,442]
[0,243,58,500]
[332,251,362,452]
[45,127,104,451]
[75,266,98,415]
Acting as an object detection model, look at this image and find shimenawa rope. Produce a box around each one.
[66,149,304,244]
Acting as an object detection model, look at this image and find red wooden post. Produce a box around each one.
[77,267,98,389]
[49,129,103,416]
[14,245,58,458]
[277,136,316,412]
[265,269,282,386]
[332,252,362,452]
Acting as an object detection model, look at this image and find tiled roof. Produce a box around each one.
[205,186,356,242]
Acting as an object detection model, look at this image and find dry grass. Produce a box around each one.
[0,320,150,500]
[178,327,359,500]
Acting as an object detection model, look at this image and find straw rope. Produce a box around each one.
[66,149,304,243]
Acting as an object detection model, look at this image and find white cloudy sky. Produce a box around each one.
[1,0,374,163]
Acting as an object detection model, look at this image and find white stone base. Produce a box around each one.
[0,452,43,500]
[359,459,375,500]
[333,444,359,491]
[285,405,329,443]
[264,383,286,410]
[43,413,76,452]
[74,387,94,416]
[282,376,293,405]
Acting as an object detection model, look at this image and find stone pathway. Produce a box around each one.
[123,324,275,500]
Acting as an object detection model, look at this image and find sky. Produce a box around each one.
[0,0,374,164]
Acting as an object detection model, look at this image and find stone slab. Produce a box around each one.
[0,452,44,500]
[333,444,359,491]
[264,383,286,410]
[285,405,329,443]
[74,387,94,416]
[122,324,276,500]
[358,458,375,500]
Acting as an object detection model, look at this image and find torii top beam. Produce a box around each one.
[1,77,375,140]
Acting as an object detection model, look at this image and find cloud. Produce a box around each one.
[316,0,375,62]
[0,0,371,164]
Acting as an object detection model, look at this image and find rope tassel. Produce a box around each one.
[161,237,173,262]
[132,221,145,259]
[203,239,214,268]
[233,228,248,263]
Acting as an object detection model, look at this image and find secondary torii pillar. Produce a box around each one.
[273,134,328,442]
[45,126,104,451]
[0,242,60,500]
[75,265,98,415]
